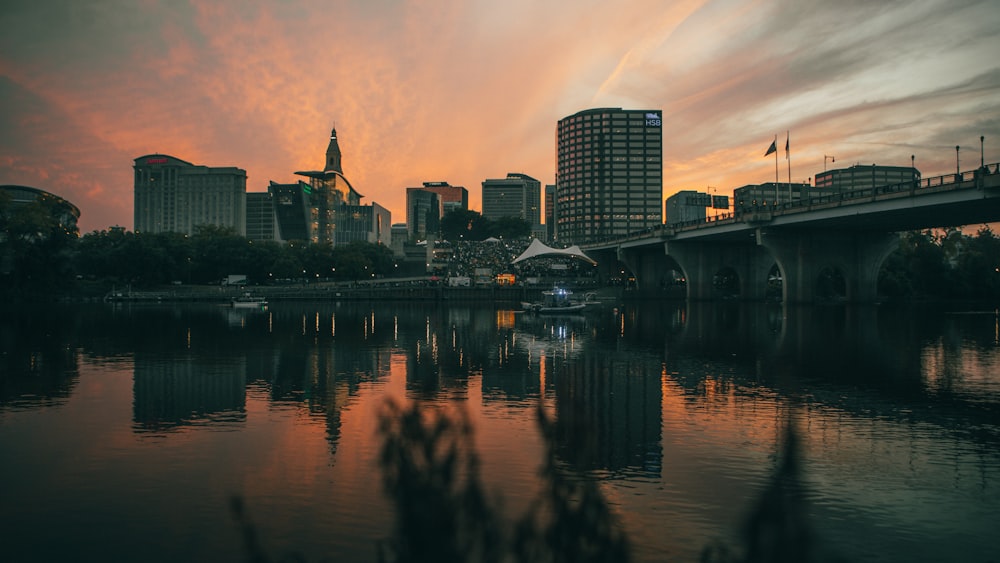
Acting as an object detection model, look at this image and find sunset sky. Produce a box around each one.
[2,0,998,234]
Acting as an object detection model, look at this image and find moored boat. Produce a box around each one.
[232,292,268,308]
[521,287,587,313]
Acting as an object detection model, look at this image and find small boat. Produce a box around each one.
[232,292,268,308]
[522,287,587,314]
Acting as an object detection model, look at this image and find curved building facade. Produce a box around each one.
[0,184,81,233]
[555,108,663,244]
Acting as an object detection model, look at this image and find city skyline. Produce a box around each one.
[2,0,998,234]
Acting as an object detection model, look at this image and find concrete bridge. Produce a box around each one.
[583,164,1000,303]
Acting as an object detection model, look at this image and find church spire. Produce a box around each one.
[324,127,343,173]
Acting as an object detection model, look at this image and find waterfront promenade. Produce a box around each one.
[99,278,612,304]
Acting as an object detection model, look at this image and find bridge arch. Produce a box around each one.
[662,241,775,301]
[582,166,999,302]
[758,230,899,303]
[815,265,847,302]
[712,266,741,299]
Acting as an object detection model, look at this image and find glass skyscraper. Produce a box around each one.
[555,108,663,244]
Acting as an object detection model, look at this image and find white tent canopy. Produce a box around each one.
[511,238,597,265]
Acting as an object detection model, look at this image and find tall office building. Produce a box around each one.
[268,127,389,246]
[292,128,364,245]
[481,173,541,225]
[544,183,556,241]
[555,108,663,244]
[335,201,391,246]
[245,191,275,241]
[268,181,312,242]
[406,188,442,241]
[416,181,468,214]
[134,154,247,235]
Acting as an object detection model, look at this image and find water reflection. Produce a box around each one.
[0,305,79,408]
[0,300,997,562]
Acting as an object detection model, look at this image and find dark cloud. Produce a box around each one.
[0,0,997,231]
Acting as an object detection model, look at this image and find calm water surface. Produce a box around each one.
[0,300,998,562]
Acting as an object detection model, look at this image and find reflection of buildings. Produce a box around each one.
[552,351,663,476]
[132,358,247,431]
[133,154,247,235]
[257,306,395,454]
[0,303,80,406]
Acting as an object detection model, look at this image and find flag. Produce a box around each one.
[764,140,777,157]
[785,133,789,159]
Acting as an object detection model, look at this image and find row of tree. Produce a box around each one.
[1,192,997,301]
[879,227,1000,300]
[0,197,535,297]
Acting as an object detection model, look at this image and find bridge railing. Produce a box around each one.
[587,162,1000,247]
[766,161,999,216]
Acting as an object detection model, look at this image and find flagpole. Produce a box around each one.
[773,134,778,203]
[786,131,791,202]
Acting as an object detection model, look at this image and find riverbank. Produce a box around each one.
[87,280,629,305]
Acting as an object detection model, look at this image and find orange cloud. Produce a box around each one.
[0,0,997,233]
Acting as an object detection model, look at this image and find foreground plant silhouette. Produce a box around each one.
[233,402,823,563]
[376,398,630,563]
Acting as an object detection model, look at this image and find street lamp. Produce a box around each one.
[956,145,961,178]
[982,135,986,168]
[824,155,835,171]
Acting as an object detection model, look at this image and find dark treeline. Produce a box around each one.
[0,199,533,299]
[72,225,398,287]
[1,192,997,301]
[878,226,1000,301]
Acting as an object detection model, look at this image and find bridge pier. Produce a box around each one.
[616,245,676,295]
[757,230,899,303]
[581,164,999,303]
[664,241,774,301]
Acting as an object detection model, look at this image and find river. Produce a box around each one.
[0,300,997,562]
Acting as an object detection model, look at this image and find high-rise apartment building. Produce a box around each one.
[481,173,541,225]
[555,108,663,244]
[544,183,555,241]
[133,154,247,235]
